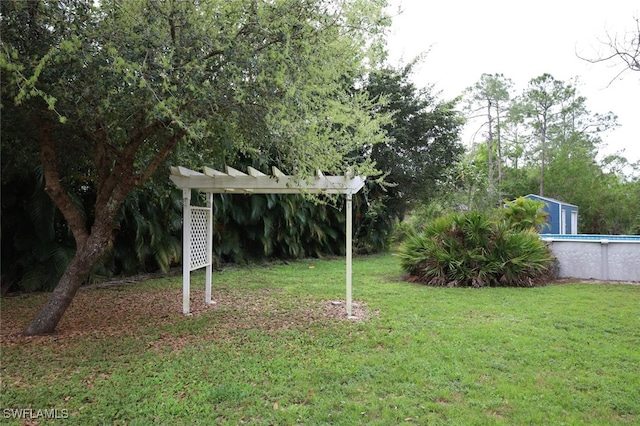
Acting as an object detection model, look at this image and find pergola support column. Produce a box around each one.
[182,189,192,315]
[205,192,214,305]
[346,191,353,317]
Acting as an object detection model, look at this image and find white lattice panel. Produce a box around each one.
[189,207,211,271]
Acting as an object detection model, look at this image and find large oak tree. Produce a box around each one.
[1,0,390,335]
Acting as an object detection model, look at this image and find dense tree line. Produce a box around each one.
[448,72,640,235]
[1,59,465,297]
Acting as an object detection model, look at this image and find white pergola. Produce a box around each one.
[169,165,366,317]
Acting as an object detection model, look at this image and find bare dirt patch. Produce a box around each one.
[1,285,374,349]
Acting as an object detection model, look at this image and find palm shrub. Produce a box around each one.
[211,174,394,263]
[501,197,549,232]
[1,168,76,292]
[212,192,346,263]
[1,170,184,292]
[389,221,415,247]
[108,185,182,275]
[399,210,555,287]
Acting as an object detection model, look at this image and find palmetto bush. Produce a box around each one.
[501,197,550,232]
[212,193,346,263]
[399,210,556,287]
[2,172,391,292]
[1,168,76,293]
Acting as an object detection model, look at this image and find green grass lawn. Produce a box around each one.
[1,254,639,425]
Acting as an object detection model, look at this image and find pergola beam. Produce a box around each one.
[170,166,365,194]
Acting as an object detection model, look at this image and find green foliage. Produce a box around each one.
[211,183,393,263]
[1,164,394,292]
[1,173,184,292]
[362,62,465,218]
[399,210,556,287]
[457,71,638,235]
[434,160,498,212]
[501,196,549,232]
[389,221,416,247]
[1,0,391,179]
[352,181,396,254]
[631,212,640,235]
[0,168,76,292]
[400,201,454,238]
[0,0,392,303]
[541,146,640,235]
[108,185,182,275]
[212,193,345,263]
[464,73,514,191]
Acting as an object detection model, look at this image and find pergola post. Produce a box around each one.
[346,190,353,317]
[205,192,214,305]
[182,189,192,315]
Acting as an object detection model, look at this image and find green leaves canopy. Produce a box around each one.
[1,0,390,181]
[363,63,465,219]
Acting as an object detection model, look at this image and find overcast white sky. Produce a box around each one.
[385,0,640,163]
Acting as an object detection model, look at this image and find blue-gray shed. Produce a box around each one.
[523,194,578,235]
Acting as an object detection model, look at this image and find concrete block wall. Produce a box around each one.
[543,238,640,282]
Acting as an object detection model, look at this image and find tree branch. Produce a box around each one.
[36,116,89,248]
[93,119,115,196]
[93,116,166,214]
[577,16,640,86]
[139,130,186,184]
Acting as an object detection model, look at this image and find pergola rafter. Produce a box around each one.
[169,165,366,317]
